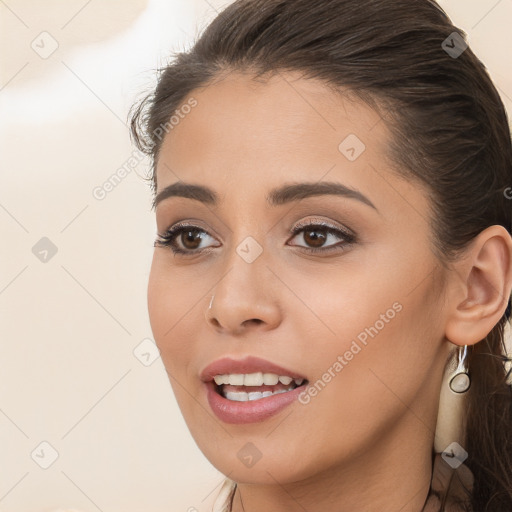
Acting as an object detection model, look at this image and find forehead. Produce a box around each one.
[155,70,391,191]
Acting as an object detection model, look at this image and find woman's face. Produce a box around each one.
[148,70,452,484]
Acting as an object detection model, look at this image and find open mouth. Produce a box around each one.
[213,373,309,402]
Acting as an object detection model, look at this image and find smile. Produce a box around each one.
[213,372,306,402]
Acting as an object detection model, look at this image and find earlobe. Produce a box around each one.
[444,225,512,347]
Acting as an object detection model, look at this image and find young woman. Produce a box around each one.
[130,0,512,510]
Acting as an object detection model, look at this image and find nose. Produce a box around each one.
[205,253,282,336]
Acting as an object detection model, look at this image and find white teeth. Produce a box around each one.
[224,389,292,402]
[225,391,248,401]
[263,373,279,385]
[213,372,304,387]
[229,374,245,385]
[244,372,263,386]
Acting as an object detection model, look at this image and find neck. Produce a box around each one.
[231,415,434,512]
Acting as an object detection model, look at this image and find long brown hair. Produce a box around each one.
[130,0,512,509]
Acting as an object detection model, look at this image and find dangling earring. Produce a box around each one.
[449,345,471,393]
[434,344,471,454]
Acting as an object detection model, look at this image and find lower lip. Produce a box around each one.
[204,381,306,424]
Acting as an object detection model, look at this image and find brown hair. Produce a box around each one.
[130,0,512,509]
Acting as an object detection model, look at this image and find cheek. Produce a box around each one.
[147,256,200,375]
[147,258,208,426]
[290,253,443,425]
[276,299,439,480]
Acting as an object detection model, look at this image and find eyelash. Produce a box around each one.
[154,220,356,256]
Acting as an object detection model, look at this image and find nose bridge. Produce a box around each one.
[221,203,268,277]
[207,227,282,332]
[219,230,269,300]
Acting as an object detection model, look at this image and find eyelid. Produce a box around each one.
[160,220,221,243]
[291,217,355,237]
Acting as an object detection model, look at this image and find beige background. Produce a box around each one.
[0,1,511,511]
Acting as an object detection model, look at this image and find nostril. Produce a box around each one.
[245,318,263,326]
[209,318,221,327]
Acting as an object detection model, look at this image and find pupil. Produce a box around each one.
[305,229,326,247]
[182,229,202,249]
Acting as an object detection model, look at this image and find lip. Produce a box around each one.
[204,380,308,424]
[199,355,307,382]
[200,356,308,424]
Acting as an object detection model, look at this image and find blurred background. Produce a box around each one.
[0,1,511,511]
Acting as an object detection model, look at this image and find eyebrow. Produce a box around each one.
[153,181,377,211]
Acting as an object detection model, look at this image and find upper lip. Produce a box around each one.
[200,355,307,382]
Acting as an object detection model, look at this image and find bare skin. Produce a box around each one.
[147,70,512,512]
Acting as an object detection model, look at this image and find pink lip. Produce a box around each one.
[200,356,308,424]
[199,355,307,382]
[204,381,307,424]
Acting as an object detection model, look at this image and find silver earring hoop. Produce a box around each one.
[449,345,471,393]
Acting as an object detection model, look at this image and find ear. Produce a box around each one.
[444,225,512,347]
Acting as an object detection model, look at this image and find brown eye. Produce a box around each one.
[181,228,203,250]
[302,228,328,248]
[154,224,220,255]
[288,222,355,254]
